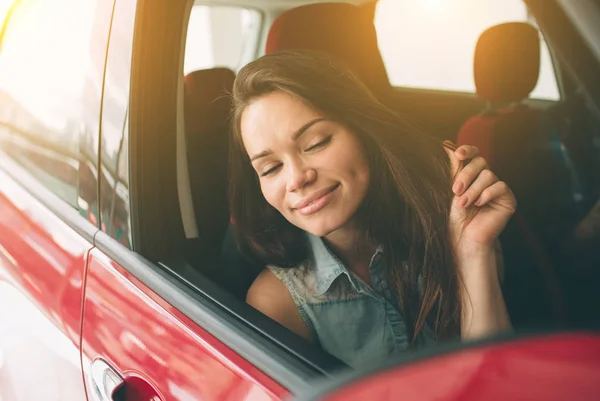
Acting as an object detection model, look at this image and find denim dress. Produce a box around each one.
[268,234,434,368]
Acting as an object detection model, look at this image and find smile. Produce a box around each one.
[293,183,340,216]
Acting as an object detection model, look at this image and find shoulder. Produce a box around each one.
[246,268,289,306]
[246,268,314,341]
[247,264,314,306]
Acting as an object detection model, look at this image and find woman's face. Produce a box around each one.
[240,91,370,238]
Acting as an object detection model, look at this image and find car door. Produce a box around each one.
[294,333,600,401]
[78,1,295,399]
[0,165,92,401]
[0,0,113,399]
[82,250,290,401]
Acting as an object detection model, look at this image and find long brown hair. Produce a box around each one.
[229,50,460,341]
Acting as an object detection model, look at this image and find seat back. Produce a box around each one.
[457,22,541,164]
[183,68,234,266]
[457,22,577,236]
[184,68,264,299]
[456,22,571,325]
[266,2,390,93]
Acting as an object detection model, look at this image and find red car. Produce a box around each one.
[0,0,599,400]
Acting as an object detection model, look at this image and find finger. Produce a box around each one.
[454,145,479,161]
[452,156,489,195]
[473,181,517,211]
[457,169,498,208]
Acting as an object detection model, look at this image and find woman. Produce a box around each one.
[229,50,515,368]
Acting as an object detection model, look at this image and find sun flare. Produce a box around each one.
[422,0,444,11]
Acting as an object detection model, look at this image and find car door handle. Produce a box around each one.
[90,359,125,401]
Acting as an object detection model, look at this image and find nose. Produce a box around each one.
[285,159,316,193]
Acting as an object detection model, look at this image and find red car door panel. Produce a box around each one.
[0,165,91,401]
[81,247,287,401]
[296,333,600,401]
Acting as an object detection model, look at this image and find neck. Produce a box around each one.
[323,225,377,274]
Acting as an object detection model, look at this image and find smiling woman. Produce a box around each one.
[228,49,515,368]
[240,93,370,238]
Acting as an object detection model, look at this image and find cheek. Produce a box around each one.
[354,163,370,188]
[259,179,286,211]
[357,154,371,185]
[338,143,370,186]
[348,165,370,198]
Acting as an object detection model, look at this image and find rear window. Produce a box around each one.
[184,5,261,74]
[375,0,560,100]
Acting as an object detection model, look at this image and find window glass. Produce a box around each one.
[0,0,114,216]
[98,0,137,249]
[184,5,261,74]
[375,0,560,100]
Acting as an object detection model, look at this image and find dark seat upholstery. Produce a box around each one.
[265,3,391,94]
[183,68,234,276]
[457,22,542,165]
[457,22,581,244]
[456,22,575,326]
[183,68,264,299]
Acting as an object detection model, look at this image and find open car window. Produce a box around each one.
[130,0,600,395]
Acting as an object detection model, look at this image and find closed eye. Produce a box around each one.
[305,135,332,152]
[260,163,282,177]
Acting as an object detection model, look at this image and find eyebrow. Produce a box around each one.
[249,117,327,162]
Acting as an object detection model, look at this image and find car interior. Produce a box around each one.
[131,0,600,374]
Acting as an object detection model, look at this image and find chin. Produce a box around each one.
[299,215,349,238]
[305,227,334,238]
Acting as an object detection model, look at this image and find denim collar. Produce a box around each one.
[308,233,383,296]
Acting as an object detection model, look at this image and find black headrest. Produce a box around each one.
[475,22,540,103]
[266,3,390,92]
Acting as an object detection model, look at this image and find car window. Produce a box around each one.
[184,5,261,75]
[0,0,113,220]
[99,0,136,249]
[375,0,560,100]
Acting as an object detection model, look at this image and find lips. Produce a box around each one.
[292,183,340,216]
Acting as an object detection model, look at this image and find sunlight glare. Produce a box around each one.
[422,0,444,11]
[0,0,13,24]
[0,0,95,132]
